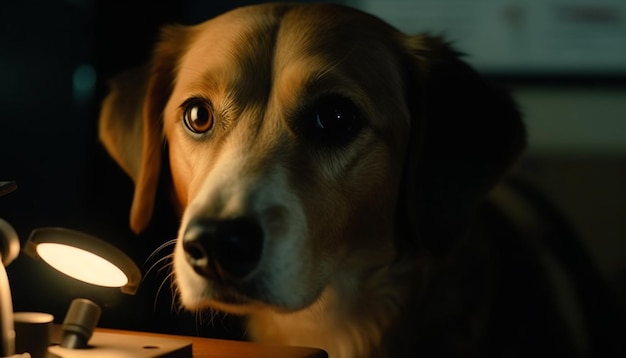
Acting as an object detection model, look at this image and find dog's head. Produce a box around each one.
[100,3,524,314]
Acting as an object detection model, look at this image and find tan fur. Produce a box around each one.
[99,4,524,358]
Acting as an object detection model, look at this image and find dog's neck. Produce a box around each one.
[247,258,420,358]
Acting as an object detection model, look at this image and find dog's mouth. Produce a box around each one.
[173,213,330,315]
[174,216,293,313]
[174,246,267,313]
[200,281,259,308]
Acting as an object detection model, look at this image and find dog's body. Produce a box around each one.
[98,3,623,358]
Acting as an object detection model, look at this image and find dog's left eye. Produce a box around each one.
[306,96,362,145]
[182,99,214,134]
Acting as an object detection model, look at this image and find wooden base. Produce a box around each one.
[48,331,191,358]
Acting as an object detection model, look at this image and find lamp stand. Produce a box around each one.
[48,331,191,358]
[0,262,15,357]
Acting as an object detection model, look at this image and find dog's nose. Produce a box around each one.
[182,217,263,280]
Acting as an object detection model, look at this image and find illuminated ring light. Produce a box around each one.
[24,228,141,295]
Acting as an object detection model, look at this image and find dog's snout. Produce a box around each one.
[183,217,264,280]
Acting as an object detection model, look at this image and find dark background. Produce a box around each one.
[0,0,288,339]
[1,0,625,339]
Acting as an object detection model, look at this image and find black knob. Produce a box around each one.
[61,298,101,349]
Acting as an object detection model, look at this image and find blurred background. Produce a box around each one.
[1,0,624,340]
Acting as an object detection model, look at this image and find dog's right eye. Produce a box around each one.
[304,95,363,146]
[182,99,214,134]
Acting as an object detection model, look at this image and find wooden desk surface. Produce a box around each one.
[52,325,327,358]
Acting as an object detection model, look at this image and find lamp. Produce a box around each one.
[0,182,192,357]
[0,181,21,357]
[24,227,141,295]
[0,218,19,357]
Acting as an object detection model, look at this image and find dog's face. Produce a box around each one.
[166,4,411,313]
[100,3,524,318]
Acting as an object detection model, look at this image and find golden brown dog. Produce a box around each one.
[98,3,547,358]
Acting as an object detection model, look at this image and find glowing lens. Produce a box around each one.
[36,243,128,287]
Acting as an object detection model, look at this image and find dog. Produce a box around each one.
[98,3,624,358]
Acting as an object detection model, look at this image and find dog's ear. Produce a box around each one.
[99,26,189,233]
[400,35,526,255]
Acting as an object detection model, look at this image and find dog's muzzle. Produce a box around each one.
[183,217,264,281]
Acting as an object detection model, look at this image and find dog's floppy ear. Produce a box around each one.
[400,35,526,255]
[99,26,189,233]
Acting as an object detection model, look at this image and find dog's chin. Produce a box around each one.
[174,237,329,315]
[173,253,252,314]
[175,253,320,316]
[177,271,323,316]
[177,280,316,317]
[176,269,260,315]
[180,288,263,316]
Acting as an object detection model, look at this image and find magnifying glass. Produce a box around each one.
[24,228,141,295]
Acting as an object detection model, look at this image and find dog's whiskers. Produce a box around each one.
[170,275,186,315]
[195,310,213,335]
[153,269,176,311]
[144,239,177,266]
[139,239,178,312]
[194,307,229,334]
[143,254,175,281]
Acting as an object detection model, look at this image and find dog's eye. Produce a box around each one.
[306,96,362,145]
[182,99,214,134]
